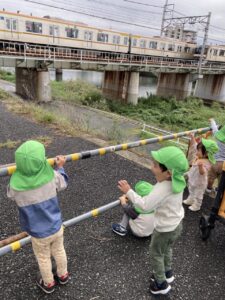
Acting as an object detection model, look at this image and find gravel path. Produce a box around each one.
[0,96,225,300]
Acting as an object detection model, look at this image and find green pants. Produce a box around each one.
[150,222,183,283]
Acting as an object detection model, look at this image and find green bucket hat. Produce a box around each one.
[201,138,219,164]
[151,146,189,194]
[134,181,154,214]
[10,140,54,191]
[215,125,225,143]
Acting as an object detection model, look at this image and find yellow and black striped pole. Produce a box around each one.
[0,126,211,177]
[0,199,120,257]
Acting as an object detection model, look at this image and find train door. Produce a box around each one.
[49,25,60,46]
[5,17,19,41]
[113,35,120,52]
[84,31,93,49]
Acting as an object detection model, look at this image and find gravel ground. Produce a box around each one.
[0,101,225,300]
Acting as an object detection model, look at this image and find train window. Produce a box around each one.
[65,27,79,38]
[113,35,120,44]
[84,31,93,41]
[168,44,175,51]
[6,19,10,30]
[97,33,108,42]
[159,43,165,50]
[219,50,225,56]
[213,49,218,56]
[149,41,157,49]
[132,38,137,46]
[184,47,191,53]
[140,40,146,48]
[124,37,129,45]
[49,25,59,36]
[26,21,42,33]
[5,18,17,31]
[0,16,4,20]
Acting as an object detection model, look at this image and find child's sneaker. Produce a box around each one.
[183,197,194,206]
[112,223,127,236]
[150,270,174,284]
[149,280,171,295]
[56,272,69,285]
[36,278,55,294]
[165,270,175,283]
[189,203,201,212]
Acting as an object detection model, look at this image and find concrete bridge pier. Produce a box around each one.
[15,67,51,102]
[55,68,63,81]
[102,71,139,105]
[194,74,225,103]
[156,73,191,99]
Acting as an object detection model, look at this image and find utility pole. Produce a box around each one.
[160,0,174,36]
[198,12,211,75]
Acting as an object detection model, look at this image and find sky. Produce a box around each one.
[1,0,225,45]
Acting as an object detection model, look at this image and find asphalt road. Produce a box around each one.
[0,101,225,300]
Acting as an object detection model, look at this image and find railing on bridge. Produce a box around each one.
[1,40,223,70]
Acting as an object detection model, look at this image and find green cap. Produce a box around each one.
[134,180,154,214]
[151,146,188,194]
[201,138,219,164]
[134,181,153,196]
[215,125,225,143]
[10,140,54,191]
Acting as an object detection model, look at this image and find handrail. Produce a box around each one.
[0,126,211,177]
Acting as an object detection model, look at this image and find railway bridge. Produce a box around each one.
[1,41,225,104]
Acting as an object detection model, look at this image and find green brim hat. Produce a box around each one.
[10,140,54,191]
[151,146,189,194]
[134,181,154,214]
[201,138,219,164]
[135,181,153,196]
[215,125,225,143]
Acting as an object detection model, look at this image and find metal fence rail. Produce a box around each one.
[0,126,211,177]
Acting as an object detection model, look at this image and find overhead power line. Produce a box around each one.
[25,0,161,31]
[123,0,163,8]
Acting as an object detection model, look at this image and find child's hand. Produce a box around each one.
[119,195,128,206]
[55,155,66,168]
[118,180,131,194]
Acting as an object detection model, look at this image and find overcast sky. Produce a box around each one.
[1,0,225,44]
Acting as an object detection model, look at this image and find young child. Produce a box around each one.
[206,119,225,193]
[7,140,69,294]
[183,133,219,211]
[112,180,154,237]
[118,146,188,295]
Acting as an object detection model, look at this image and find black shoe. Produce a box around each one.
[165,270,175,283]
[150,270,174,284]
[36,278,55,294]
[56,272,70,285]
[149,280,171,295]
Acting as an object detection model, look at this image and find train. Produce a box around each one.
[0,10,224,64]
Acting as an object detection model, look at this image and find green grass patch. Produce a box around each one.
[51,80,224,132]
[0,69,15,83]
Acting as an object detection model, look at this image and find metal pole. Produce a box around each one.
[0,127,211,177]
[198,12,211,75]
[160,0,169,36]
[0,200,120,257]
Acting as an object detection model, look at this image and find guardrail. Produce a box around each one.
[0,126,211,177]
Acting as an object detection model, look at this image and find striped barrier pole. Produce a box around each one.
[0,199,120,257]
[0,127,211,177]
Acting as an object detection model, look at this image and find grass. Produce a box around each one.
[0,69,15,83]
[0,136,52,149]
[51,80,224,133]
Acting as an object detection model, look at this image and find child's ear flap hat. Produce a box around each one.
[151,146,189,193]
[215,125,225,143]
[201,138,219,164]
[10,140,54,191]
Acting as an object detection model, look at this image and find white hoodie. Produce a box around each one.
[126,180,184,232]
